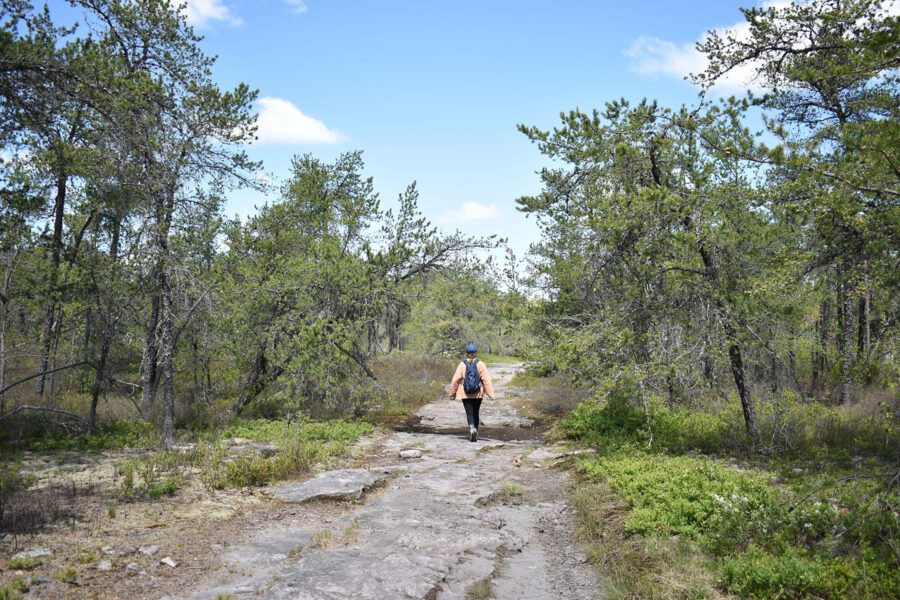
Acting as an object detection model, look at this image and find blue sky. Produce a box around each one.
[54,0,778,259]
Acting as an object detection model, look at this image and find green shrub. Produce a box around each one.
[720,545,899,599]
[557,380,647,448]
[7,555,43,570]
[579,454,780,555]
[0,579,27,600]
[212,419,372,488]
[55,565,78,583]
[223,456,275,488]
[29,420,157,452]
[148,475,183,499]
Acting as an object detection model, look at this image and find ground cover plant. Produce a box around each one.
[554,377,899,599]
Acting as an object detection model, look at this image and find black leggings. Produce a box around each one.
[462,398,482,429]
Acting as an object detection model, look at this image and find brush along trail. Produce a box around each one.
[168,363,602,600]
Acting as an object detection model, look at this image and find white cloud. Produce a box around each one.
[254,97,342,145]
[284,0,309,14]
[624,0,796,94]
[439,201,502,225]
[172,0,243,28]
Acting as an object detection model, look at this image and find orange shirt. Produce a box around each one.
[449,359,494,400]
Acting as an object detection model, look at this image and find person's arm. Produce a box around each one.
[479,362,494,400]
[449,362,464,400]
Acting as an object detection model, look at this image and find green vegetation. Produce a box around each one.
[466,575,495,600]
[112,418,372,494]
[514,3,899,597]
[54,566,77,583]
[0,578,28,600]
[6,556,42,571]
[500,480,524,499]
[25,421,158,452]
[560,381,898,599]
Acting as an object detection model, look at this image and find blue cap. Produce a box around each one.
[465,344,478,353]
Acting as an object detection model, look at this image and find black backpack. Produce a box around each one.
[463,359,482,394]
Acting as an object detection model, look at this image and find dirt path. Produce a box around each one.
[167,363,603,600]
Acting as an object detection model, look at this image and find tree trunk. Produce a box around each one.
[726,324,758,441]
[160,269,177,447]
[0,248,15,414]
[840,271,854,405]
[232,342,268,415]
[88,218,121,428]
[35,173,67,395]
[88,343,109,427]
[812,298,830,393]
[0,311,6,415]
[139,291,161,419]
[857,275,870,360]
[688,215,758,442]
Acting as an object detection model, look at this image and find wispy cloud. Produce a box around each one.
[624,1,794,94]
[284,0,309,14]
[254,97,343,145]
[172,0,243,28]
[439,201,502,225]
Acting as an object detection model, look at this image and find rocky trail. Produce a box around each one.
[169,363,603,600]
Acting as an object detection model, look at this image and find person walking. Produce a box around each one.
[449,344,494,441]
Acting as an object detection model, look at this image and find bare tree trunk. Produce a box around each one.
[88,218,121,427]
[0,312,6,415]
[160,269,177,447]
[0,248,16,414]
[36,174,67,395]
[840,271,854,405]
[232,342,268,415]
[690,216,758,442]
[857,273,870,360]
[190,339,198,404]
[88,344,109,427]
[139,291,160,419]
[725,321,757,440]
[812,297,830,394]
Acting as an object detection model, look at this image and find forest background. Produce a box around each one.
[0,1,897,599]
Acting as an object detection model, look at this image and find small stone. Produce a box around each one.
[139,545,160,556]
[32,576,53,585]
[125,562,144,573]
[11,548,52,561]
[399,449,422,459]
[97,560,113,571]
[160,556,178,568]
[103,545,137,555]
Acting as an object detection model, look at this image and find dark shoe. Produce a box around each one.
[469,427,478,442]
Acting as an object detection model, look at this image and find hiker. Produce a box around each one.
[449,344,494,442]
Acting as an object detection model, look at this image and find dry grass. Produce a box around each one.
[466,575,494,600]
[367,353,456,426]
[513,373,591,421]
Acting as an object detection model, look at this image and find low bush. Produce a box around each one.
[200,418,373,489]
[26,420,157,452]
[578,452,899,599]
[720,545,899,599]
[580,454,779,555]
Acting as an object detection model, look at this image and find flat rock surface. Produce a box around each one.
[168,363,603,600]
[271,469,387,503]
